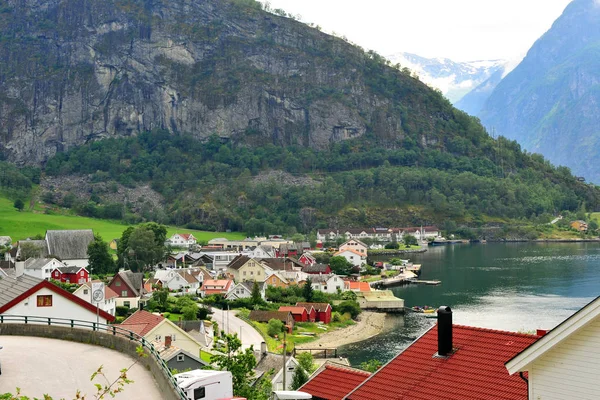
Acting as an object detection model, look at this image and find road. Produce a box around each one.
[211,308,264,351]
[0,336,163,399]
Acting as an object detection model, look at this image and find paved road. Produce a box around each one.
[0,336,163,399]
[211,308,264,351]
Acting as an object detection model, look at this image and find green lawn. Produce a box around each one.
[0,197,246,242]
[591,213,600,224]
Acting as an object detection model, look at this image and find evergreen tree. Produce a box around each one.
[87,234,115,275]
[251,281,262,305]
[291,366,309,390]
[302,278,314,302]
[13,198,24,211]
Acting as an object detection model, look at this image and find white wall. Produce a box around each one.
[73,287,116,316]
[115,296,142,309]
[2,286,108,324]
[312,276,344,294]
[63,259,89,269]
[529,318,600,400]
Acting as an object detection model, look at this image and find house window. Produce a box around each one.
[177,354,185,362]
[115,281,121,286]
[324,286,328,290]
[121,291,127,297]
[172,335,176,341]
[155,335,162,341]
[243,271,247,276]
[250,271,253,275]
[124,301,131,308]
[83,289,89,295]
[37,295,52,307]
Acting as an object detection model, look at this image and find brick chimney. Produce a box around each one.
[165,335,172,348]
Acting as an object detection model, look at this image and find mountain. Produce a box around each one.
[0,0,462,165]
[478,0,600,183]
[0,0,598,235]
[386,52,506,104]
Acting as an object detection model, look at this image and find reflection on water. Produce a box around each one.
[341,242,600,365]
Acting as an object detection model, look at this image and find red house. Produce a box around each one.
[278,306,308,322]
[276,244,298,258]
[296,302,332,324]
[299,253,316,266]
[294,304,316,322]
[302,264,332,275]
[50,266,89,284]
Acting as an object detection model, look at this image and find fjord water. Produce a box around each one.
[342,242,600,364]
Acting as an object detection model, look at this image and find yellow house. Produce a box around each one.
[109,239,119,250]
[264,272,289,288]
[120,310,209,356]
[570,220,588,232]
[226,255,269,282]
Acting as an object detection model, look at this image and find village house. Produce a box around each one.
[505,295,600,400]
[244,245,276,258]
[344,307,539,400]
[173,320,213,349]
[249,310,295,331]
[200,279,233,297]
[108,270,146,309]
[344,281,372,293]
[120,310,207,355]
[73,281,119,316]
[45,229,95,268]
[109,239,119,250]
[0,274,114,324]
[22,258,66,280]
[275,243,299,258]
[302,263,332,275]
[570,220,589,232]
[296,302,332,324]
[225,281,266,301]
[333,249,367,267]
[300,362,371,400]
[264,271,290,288]
[255,350,301,391]
[50,266,90,284]
[278,306,309,322]
[338,240,368,256]
[226,255,270,283]
[298,253,316,266]
[355,290,404,312]
[165,233,197,248]
[311,274,344,294]
[199,251,243,272]
[152,336,209,372]
[153,269,200,293]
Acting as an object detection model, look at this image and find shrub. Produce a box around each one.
[335,300,361,319]
[267,318,284,337]
[115,306,129,317]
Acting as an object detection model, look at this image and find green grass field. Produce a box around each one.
[0,197,246,242]
[591,212,600,224]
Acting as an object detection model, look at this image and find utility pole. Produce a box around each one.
[282,329,287,390]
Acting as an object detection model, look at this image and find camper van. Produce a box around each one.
[175,370,233,400]
[271,391,312,399]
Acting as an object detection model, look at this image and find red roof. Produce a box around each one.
[119,310,165,337]
[278,306,307,315]
[346,324,539,400]
[345,281,371,292]
[300,363,371,399]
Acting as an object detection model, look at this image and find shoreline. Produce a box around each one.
[295,311,387,350]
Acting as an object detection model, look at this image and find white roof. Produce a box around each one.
[273,391,312,399]
[174,369,231,390]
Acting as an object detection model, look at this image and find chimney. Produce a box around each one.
[437,306,452,356]
[15,261,25,278]
[261,341,267,355]
[165,335,172,348]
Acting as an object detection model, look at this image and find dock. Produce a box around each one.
[369,274,441,289]
[408,280,441,286]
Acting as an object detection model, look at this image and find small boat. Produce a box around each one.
[411,306,436,313]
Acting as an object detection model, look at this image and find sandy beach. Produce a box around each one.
[295,311,387,349]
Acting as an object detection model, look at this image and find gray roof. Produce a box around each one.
[0,274,43,307]
[116,270,144,296]
[309,274,334,283]
[19,240,49,259]
[24,258,56,270]
[57,266,82,274]
[46,229,94,260]
[240,281,264,292]
[0,236,11,246]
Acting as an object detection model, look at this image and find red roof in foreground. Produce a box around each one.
[346,325,539,400]
[119,310,165,337]
[300,363,371,400]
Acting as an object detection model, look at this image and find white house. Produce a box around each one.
[73,281,119,316]
[506,295,600,400]
[23,258,66,280]
[154,269,201,294]
[225,281,266,301]
[45,229,95,268]
[333,249,367,267]
[310,274,344,294]
[244,245,276,258]
[0,274,114,324]
[338,240,368,256]
[166,233,197,248]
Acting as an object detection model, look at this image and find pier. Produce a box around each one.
[369,274,441,289]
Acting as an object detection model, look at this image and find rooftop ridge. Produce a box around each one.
[325,364,371,377]
[452,324,540,339]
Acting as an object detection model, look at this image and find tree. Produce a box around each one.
[290,366,309,390]
[336,300,362,319]
[117,223,168,271]
[211,334,271,399]
[182,304,199,320]
[360,359,382,372]
[302,278,314,302]
[87,234,116,275]
[19,241,42,260]
[152,289,169,310]
[13,199,24,211]
[267,318,284,337]
[384,242,400,249]
[329,256,353,275]
[296,352,317,374]
[251,281,263,305]
[589,220,599,233]
[403,234,418,247]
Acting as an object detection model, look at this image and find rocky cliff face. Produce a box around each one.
[0,0,452,165]
[478,0,600,182]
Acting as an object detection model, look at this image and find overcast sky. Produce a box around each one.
[259,0,573,61]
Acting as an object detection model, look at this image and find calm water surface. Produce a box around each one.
[342,242,600,364]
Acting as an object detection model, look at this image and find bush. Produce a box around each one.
[115,306,129,317]
[332,312,342,323]
[335,300,361,319]
[384,242,399,249]
[267,318,284,337]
